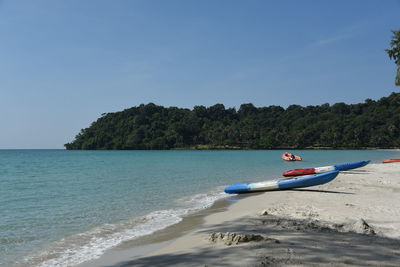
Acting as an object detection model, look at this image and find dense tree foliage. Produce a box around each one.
[386,30,400,86]
[65,93,400,150]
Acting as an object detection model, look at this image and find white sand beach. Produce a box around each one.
[122,163,400,266]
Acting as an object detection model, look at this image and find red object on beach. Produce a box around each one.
[283,168,315,176]
[382,159,400,163]
[281,152,302,161]
[283,165,336,177]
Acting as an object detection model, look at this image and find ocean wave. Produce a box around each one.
[18,188,228,267]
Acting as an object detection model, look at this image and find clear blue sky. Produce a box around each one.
[0,0,399,148]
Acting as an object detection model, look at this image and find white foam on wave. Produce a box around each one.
[20,188,229,267]
[176,186,228,212]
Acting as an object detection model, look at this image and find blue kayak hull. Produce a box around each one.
[224,171,339,194]
[334,160,370,171]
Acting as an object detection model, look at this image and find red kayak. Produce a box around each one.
[383,159,400,163]
[283,160,370,177]
[281,152,302,161]
[283,166,335,177]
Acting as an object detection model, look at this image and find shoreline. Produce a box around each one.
[110,162,400,266]
[77,197,233,267]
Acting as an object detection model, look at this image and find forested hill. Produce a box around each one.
[65,92,400,150]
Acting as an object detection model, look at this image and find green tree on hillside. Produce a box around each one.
[386,30,400,86]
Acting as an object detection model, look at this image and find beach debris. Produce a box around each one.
[298,207,319,219]
[259,215,376,236]
[259,249,301,266]
[259,209,269,216]
[258,205,288,216]
[349,219,376,235]
[209,232,279,246]
[259,204,320,219]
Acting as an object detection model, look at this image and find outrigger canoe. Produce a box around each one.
[283,160,370,177]
[224,171,339,194]
[383,159,400,163]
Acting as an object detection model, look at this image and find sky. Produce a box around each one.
[0,0,399,149]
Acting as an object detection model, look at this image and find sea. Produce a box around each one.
[1,149,399,267]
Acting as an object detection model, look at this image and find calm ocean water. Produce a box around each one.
[1,149,399,266]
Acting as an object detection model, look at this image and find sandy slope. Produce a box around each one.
[124,163,400,266]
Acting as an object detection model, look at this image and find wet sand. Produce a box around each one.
[119,163,400,266]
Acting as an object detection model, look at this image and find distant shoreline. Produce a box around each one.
[175,146,400,150]
[65,146,400,150]
[2,147,398,151]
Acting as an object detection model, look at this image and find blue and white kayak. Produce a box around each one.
[335,160,370,171]
[224,170,339,194]
[283,160,370,177]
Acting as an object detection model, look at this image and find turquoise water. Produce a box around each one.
[1,149,399,266]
